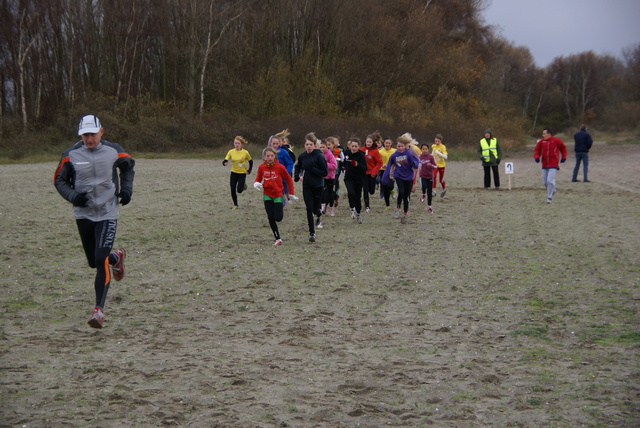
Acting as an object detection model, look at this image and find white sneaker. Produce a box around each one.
[393,208,401,218]
[329,207,335,217]
[365,207,371,213]
[350,208,356,219]
[316,220,323,229]
[357,214,363,224]
[289,194,299,201]
[432,190,437,197]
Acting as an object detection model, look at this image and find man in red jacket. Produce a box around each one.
[534,128,567,204]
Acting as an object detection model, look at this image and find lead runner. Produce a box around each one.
[54,115,135,328]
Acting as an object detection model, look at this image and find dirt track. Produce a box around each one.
[1,142,639,427]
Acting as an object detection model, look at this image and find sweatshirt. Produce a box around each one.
[418,153,437,179]
[255,159,294,199]
[382,149,419,184]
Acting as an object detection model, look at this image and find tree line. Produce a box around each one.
[1,0,639,156]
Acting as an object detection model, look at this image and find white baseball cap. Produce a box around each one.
[78,115,102,135]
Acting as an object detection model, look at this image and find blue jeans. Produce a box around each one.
[542,168,557,200]
[572,152,589,181]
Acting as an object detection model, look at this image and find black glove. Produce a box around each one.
[535,158,540,163]
[119,190,131,205]
[222,160,228,166]
[294,175,300,182]
[561,158,566,163]
[73,192,89,207]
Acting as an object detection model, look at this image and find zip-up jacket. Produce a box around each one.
[573,130,593,153]
[360,146,383,177]
[54,140,135,221]
[343,150,367,182]
[534,137,567,169]
[294,149,327,188]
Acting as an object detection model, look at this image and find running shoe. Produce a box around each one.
[309,233,316,242]
[394,208,401,218]
[321,204,326,214]
[420,194,425,203]
[273,239,283,246]
[400,214,408,224]
[350,208,357,219]
[289,194,299,201]
[329,207,335,217]
[385,206,390,211]
[440,188,447,198]
[428,206,434,214]
[316,219,323,229]
[88,307,104,329]
[232,205,238,209]
[365,207,371,213]
[547,198,552,204]
[432,190,437,197]
[112,248,126,281]
[357,214,363,224]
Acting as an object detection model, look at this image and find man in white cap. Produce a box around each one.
[54,115,136,328]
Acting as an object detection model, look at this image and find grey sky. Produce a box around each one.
[482,0,640,67]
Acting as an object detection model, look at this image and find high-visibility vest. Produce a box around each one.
[480,138,498,162]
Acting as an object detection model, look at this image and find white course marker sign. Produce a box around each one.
[504,162,514,190]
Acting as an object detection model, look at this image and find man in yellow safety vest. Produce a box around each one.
[478,128,502,189]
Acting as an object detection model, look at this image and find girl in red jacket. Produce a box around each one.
[360,132,383,212]
[254,147,295,246]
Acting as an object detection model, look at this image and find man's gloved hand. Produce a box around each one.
[119,190,131,205]
[73,192,89,207]
[535,158,540,163]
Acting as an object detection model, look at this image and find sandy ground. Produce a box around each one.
[0,142,639,427]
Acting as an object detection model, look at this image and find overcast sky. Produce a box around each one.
[482,0,640,67]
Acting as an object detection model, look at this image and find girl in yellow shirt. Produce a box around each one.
[431,134,448,198]
[378,137,397,209]
[223,136,253,208]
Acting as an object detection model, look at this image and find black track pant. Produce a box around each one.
[264,199,284,240]
[303,186,323,235]
[76,219,118,309]
[344,178,363,214]
[229,172,247,206]
[396,179,413,213]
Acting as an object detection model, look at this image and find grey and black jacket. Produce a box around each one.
[54,140,135,221]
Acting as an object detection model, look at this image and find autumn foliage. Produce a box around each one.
[0,0,638,155]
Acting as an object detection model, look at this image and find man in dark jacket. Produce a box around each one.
[572,124,593,182]
[54,115,135,328]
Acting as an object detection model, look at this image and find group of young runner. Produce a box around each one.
[223,130,449,245]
